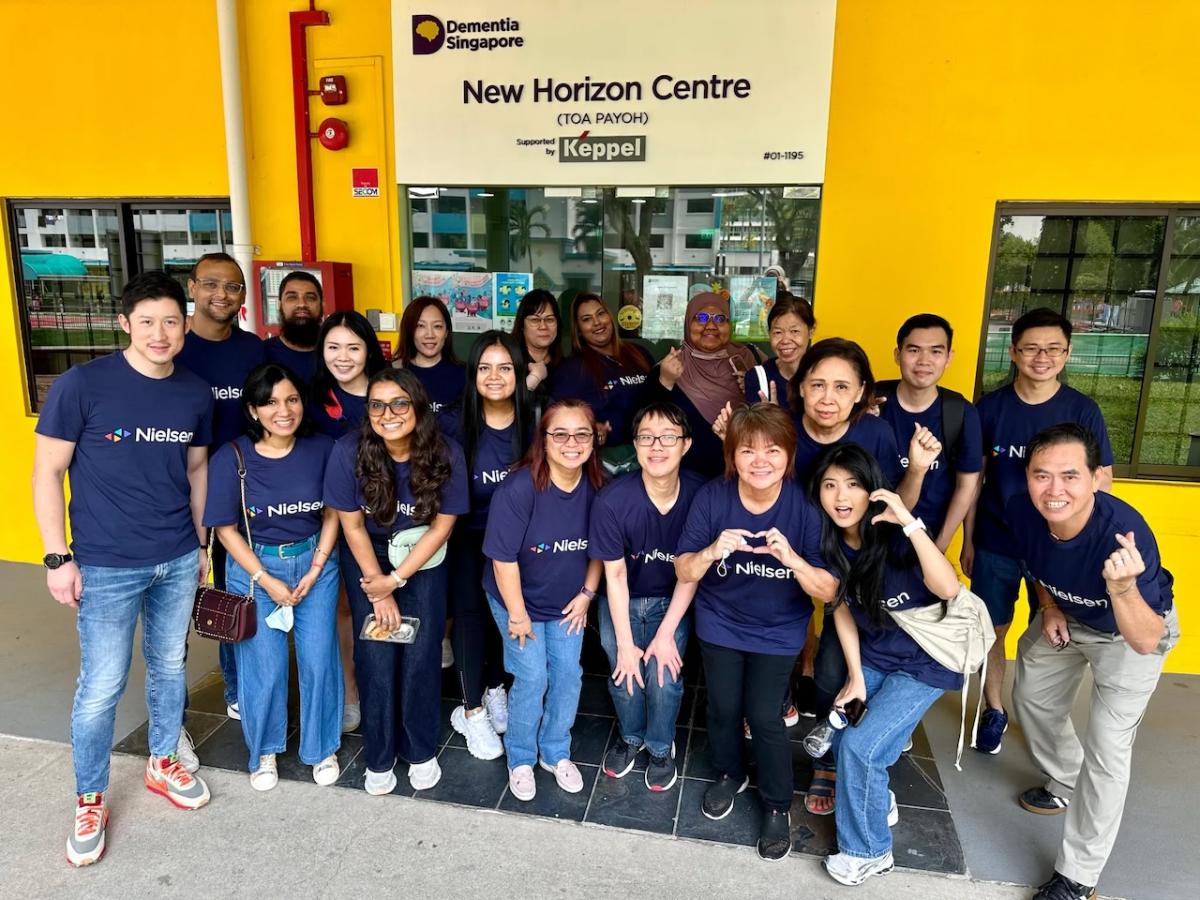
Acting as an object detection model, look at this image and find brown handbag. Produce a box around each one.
[192,443,257,642]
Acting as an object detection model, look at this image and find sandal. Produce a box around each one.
[805,765,836,816]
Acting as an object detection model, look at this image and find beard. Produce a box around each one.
[281,315,321,348]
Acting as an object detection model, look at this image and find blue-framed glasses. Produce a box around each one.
[693,312,729,325]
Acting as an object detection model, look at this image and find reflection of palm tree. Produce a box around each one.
[572,203,603,259]
[509,203,550,272]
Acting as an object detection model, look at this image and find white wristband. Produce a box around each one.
[902,517,926,537]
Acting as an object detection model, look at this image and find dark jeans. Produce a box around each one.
[813,607,848,717]
[340,536,447,773]
[448,526,505,708]
[212,537,238,707]
[700,638,798,812]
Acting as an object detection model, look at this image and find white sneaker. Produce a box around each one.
[409,757,442,791]
[176,728,200,774]
[483,686,509,735]
[226,702,241,721]
[342,702,361,734]
[364,767,397,795]
[441,637,454,669]
[888,790,899,827]
[451,705,503,760]
[539,758,584,793]
[250,754,278,792]
[823,850,895,886]
[313,754,340,786]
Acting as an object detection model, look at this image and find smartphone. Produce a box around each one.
[844,698,868,726]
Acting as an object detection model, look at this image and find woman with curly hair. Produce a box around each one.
[323,368,468,794]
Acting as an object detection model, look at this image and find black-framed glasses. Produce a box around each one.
[1014,345,1068,359]
[367,398,413,416]
[693,312,729,325]
[634,433,684,447]
[546,429,594,445]
[194,278,246,294]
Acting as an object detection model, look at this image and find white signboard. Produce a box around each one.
[393,0,836,185]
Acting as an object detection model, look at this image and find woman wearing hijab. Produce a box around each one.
[654,291,758,478]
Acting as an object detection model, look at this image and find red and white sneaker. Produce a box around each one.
[66,792,109,867]
[145,752,210,810]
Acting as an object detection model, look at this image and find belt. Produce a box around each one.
[255,533,319,559]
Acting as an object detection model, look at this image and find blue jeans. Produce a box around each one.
[73,549,198,794]
[341,537,447,772]
[971,547,1036,627]
[227,543,343,772]
[488,593,584,770]
[833,665,944,858]
[597,595,689,757]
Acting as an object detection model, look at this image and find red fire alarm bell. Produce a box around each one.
[319,75,347,105]
[317,117,349,151]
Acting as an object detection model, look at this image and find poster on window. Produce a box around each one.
[728,276,777,343]
[491,272,531,332]
[640,275,689,341]
[412,270,494,333]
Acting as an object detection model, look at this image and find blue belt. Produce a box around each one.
[254,533,319,559]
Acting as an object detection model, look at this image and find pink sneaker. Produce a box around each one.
[509,765,536,801]
[539,758,584,793]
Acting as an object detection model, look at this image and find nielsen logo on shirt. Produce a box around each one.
[107,426,194,444]
[882,591,911,609]
[604,374,647,391]
[630,548,675,564]
[734,561,792,579]
[477,468,510,485]
[360,501,417,517]
[530,538,588,554]
[992,444,1025,458]
[212,386,242,400]
[266,500,324,517]
[1038,578,1108,609]
[900,457,940,470]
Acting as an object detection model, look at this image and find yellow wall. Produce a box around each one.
[2,0,1197,670]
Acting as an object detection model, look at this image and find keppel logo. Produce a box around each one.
[559,134,647,163]
[105,427,130,442]
[412,15,445,54]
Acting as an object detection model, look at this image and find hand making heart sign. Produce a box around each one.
[705,527,801,573]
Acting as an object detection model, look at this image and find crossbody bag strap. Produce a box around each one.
[231,442,255,600]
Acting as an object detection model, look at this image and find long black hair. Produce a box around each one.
[399,295,460,366]
[355,368,449,527]
[809,443,902,627]
[241,362,313,441]
[310,310,387,410]
[460,330,533,473]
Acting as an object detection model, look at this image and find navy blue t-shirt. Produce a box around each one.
[676,478,827,655]
[793,413,905,491]
[1006,491,1173,634]
[405,359,466,418]
[36,352,213,567]
[549,345,654,445]
[204,434,334,545]
[878,392,983,537]
[482,467,596,622]
[175,328,266,450]
[263,336,318,386]
[323,432,469,537]
[745,358,794,414]
[310,385,368,439]
[843,540,963,691]
[975,384,1114,557]
[465,422,521,530]
[589,470,706,598]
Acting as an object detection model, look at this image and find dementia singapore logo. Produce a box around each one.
[412,14,523,54]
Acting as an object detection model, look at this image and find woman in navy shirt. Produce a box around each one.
[809,444,963,887]
[744,293,815,412]
[204,363,343,792]
[512,289,563,401]
[323,368,468,795]
[444,330,533,760]
[483,399,605,803]
[675,404,836,862]
[394,296,466,426]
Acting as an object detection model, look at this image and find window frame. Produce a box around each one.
[977,201,1200,481]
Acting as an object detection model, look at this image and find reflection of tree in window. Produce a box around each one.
[722,189,820,286]
[509,201,549,272]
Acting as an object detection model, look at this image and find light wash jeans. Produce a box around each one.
[227,542,343,772]
[833,665,944,858]
[73,549,198,794]
[487,594,584,770]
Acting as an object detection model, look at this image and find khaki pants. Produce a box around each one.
[1012,608,1180,886]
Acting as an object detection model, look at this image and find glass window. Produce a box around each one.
[686,198,715,215]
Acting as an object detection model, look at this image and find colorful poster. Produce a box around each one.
[492,272,532,332]
[640,274,689,341]
[729,275,777,342]
[412,270,494,333]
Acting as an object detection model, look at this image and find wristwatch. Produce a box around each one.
[580,586,596,600]
[392,570,408,589]
[901,517,927,537]
[43,552,73,569]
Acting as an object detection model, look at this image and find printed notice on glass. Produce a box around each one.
[412,270,494,334]
[640,275,689,341]
[729,276,778,343]
[491,272,532,333]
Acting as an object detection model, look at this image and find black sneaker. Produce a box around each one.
[701,774,749,820]
[1019,786,1070,816]
[756,807,792,862]
[645,744,677,792]
[1033,872,1096,900]
[973,706,1008,754]
[603,738,642,779]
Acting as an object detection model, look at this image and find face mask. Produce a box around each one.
[265,604,294,633]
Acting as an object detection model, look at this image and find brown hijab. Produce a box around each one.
[677,292,756,423]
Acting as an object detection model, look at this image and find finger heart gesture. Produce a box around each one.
[1103,531,1145,589]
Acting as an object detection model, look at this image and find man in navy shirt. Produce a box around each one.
[33,272,215,867]
[1008,424,1178,900]
[964,308,1114,754]
[263,270,322,385]
[877,314,983,550]
[175,252,266,720]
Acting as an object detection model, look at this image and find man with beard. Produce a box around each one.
[264,270,323,384]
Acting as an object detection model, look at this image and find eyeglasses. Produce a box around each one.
[526,315,556,327]
[693,312,729,325]
[1014,345,1068,359]
[194,278,246,294]
[634,433,684,447]
[367,398,413,416]
[546,429,594,445]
